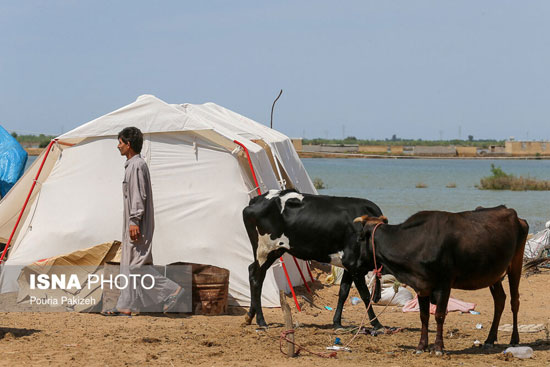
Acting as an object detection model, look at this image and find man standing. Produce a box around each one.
[103,127,183,315]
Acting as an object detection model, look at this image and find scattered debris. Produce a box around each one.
[300,295,322,310]
[326,346,351,352]
[499,323,545,333]
[357,327,403,336]
[404,296,475,314]
[503,346,534,359]
[475,323,483,329]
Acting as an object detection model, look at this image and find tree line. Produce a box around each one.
[303,136,504,148]
[10,132,56,148]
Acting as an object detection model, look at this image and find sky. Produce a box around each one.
[1,1,549,141]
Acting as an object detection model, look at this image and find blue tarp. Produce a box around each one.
[0,127,28,198]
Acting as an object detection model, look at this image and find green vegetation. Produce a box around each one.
[478,164,550,191]
[302,137,503,149]
[313,177,326,190]
[11,133,55,148]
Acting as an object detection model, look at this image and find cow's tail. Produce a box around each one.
[509,215,528,278]
[517,217,529,260]
[242,207,259,261]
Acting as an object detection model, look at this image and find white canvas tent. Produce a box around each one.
[0,95,317,307]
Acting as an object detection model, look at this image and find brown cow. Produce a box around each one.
[354,205,528,354]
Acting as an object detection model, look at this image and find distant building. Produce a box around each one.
[359,145,389,154]
[301,144,359,153]
[505,141,550,156]
[291,138,303,151]
[456,146,477,157]
[412,146,457,156]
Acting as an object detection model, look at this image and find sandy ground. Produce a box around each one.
[0,268,549,366]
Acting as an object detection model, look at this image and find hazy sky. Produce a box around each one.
[1,1,549,140]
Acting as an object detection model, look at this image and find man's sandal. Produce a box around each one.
[101,308,132,317]
[163,288,185,313]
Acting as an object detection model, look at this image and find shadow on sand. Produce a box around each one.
[0,327,40,340]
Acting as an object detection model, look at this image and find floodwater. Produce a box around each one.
[303,158,550,233]
[25,155,37,170]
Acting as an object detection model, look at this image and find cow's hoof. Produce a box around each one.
[482,342,495,349]
[255,325,268,331]
[243,313,253,325]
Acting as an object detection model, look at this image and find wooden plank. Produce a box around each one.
[279,290,295,357]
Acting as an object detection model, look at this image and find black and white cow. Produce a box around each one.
[242,188,385,329]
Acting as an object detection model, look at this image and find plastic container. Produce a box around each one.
[350,297,361,305]
[503,346,533,359]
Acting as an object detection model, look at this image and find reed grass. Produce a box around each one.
[313,177,326,189]
[478,164,550,191]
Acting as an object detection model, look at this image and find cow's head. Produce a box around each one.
[354,215,388,242]
[354,215,388,303]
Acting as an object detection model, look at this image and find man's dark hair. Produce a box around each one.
[118,127,143,153]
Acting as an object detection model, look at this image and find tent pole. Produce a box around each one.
[233,140,302,311]
[292,256,311,293]
[305,261,315,283]
[0,139,57,263]
[233,140,261,196]
[279,256,301,311]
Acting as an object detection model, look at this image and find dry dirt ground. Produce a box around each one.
[0,268,549,366]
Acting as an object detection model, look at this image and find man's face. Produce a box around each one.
[118,138,130,156]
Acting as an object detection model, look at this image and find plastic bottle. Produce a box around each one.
[503,346,534,359]
[351,297,361,305]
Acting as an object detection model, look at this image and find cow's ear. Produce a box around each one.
[354,215,387,225]
[353,215,369,224]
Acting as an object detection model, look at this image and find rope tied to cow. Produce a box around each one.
[276,329,337,358]
[371,222,383,278]
[273,270,398,358]
[373,265,383,279]
[271,219,395,358]
[340,221,391,347]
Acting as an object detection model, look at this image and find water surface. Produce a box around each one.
[303,158,550,233]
